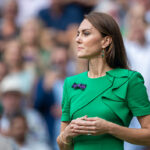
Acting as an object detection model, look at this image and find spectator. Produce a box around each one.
[16,0,50,26]
[0,75,50,147]
[0,0,19,55]
[37,0,84,45]
[10,113,51,150]
[33,69,57,149]
[38,0,83,31]
[3,39,35,95]
[20,19,44,76]
[39,28,55,70]
[34,43,72,150]
[0,102,18,150]
[0,0,19,41]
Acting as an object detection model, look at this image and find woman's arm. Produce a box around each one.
[57,116,88,150]
[72,115,150,146]
[57,122,73,150]
[108,115,150,145]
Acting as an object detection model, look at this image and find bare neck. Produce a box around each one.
[88,56,112,78]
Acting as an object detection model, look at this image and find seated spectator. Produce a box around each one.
[16,0,49,26]
[20,19,44,76]
[0,0,19,41]
[34,43,75,150]
[37,0,84,45]
[10,113,51,150]
[0,0,19,56]
[38,0,83,31]
[0,75,50,147]
[3,39,35,95]
[33,69,56,149]
[39,28,55,71]
[0,102,18,150]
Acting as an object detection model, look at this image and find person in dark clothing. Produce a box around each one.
[33,75,56,147]
[38,0,84,31]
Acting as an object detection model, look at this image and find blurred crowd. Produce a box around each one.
[0,0,150,150]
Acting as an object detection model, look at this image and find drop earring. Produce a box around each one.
[101,49,105,58]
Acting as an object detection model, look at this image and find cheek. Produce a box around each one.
[84,37,101,53]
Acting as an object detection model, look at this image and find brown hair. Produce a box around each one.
[84,12,129,69]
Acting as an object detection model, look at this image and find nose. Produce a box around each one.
[75,34,82,44]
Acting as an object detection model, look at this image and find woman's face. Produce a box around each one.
[4,41,22,66]
[75,19,103,59]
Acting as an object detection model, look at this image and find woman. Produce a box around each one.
[57,12,150,150]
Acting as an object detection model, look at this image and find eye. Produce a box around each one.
[83,32,90,36]
[76,31,80,37]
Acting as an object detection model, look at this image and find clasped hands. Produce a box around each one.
[64,116,112,141]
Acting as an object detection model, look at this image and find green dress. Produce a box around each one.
[61,68,150,150]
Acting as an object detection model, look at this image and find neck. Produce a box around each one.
[88,56,112,78]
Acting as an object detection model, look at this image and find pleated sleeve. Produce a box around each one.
[61,78,71,121]
[127,72,150,116]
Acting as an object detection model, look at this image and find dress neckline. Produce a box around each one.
[86,69,115,80]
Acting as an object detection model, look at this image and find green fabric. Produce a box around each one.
[61,68,150,150]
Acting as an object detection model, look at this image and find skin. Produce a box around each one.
[57,19,150,150]
[10,117,28,145]
[1,92,22,115]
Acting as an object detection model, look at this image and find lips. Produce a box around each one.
[77,47,84,50]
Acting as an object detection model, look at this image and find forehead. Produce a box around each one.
[78,19,94,31]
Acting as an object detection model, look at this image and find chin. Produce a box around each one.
[77,54,88,59]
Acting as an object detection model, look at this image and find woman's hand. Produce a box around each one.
[63,116,88,142]
[71,117,112,136]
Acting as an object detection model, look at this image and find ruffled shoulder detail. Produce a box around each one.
[104,68,134,99]
[101,69,135,126]
[106,68,129,78]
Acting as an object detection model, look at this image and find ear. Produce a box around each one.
[101,36,112,49]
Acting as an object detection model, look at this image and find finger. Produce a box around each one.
[71,118,83,125]
[84,117,99,121]
[73,120,95,126]
[81,115,88,121]
[81,115,88,118]
[73,125,96,131]
[73,129,95,134]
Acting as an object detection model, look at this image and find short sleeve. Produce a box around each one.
[61,78,71,121]
[127,71,150,116]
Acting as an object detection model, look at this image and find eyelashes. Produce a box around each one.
[84,32,90,36]
[76,32,91,37]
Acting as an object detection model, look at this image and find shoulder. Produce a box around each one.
[112,68,145,87]
[127,70,144,83]
[107,68,143,80]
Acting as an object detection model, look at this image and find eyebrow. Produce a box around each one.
[77,28,93,33]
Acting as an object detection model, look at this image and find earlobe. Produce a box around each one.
[102,36,112,48]
[100,39,105,49]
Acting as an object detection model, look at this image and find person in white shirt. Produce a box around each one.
[0,75,51,147]
[0,103,18,150]
[10,113,51,150]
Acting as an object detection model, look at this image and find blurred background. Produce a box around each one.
[0,0,150,150]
